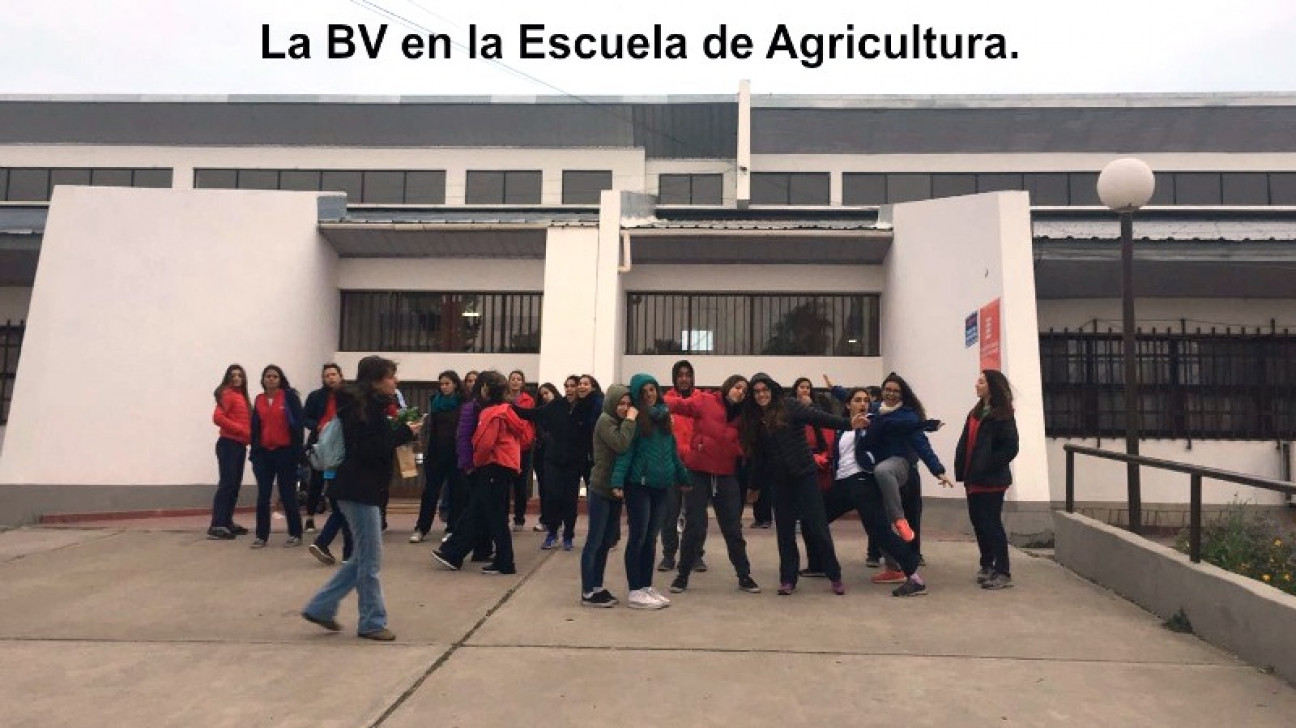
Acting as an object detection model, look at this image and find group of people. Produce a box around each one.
[210,356,1021,638]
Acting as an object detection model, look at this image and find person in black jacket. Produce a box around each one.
[249,365,306,548]
[302,356,421,641]
[302,363,344,533]
[513,375,597,550]
[739,373,866,596]
[951,369,1021,590]
[411,370,464,544]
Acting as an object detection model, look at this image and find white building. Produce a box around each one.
[0,89,1292,534]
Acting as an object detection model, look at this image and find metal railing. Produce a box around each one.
[1064,443,1296,563]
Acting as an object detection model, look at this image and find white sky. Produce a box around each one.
[5,0,1295,97]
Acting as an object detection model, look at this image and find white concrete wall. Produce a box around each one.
[537,227,601,387]
[1038,298,1296,333]
[337,258,545,291]
[0,287,32,322]
[592,192,627,385]
[0,187,337,486]
[332,352,540,387]
[622,355,882,391]
[1048,438,1291,506]
[885,191,1049,504]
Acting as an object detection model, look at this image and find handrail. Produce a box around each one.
[1063,443,1296,563]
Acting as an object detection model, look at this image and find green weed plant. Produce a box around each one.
[1177,502,1296,596]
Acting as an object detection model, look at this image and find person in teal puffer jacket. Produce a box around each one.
[611,373,691,610]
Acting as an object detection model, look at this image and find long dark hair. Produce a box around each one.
[882,372,926,420]
[214,363,250,406]
[720,374,748,420]
[634,379,670,438]
[477,370,508,407]
[579,374,603,395]
[972,369,1015,420]
[259,364,296,396]
[539,382,560,404]
[438,369,465,399]
[739,375,788,454]
[344,355,397,420]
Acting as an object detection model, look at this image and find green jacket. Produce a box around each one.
[612,374,691,490]
[589,384,636,499]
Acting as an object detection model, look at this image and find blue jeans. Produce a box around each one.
[623,483,667,592]
[251,447,302,541]
[303,499,387,635]
[580,491,623,594]
[314,495,353,560]
[211,438,246,529]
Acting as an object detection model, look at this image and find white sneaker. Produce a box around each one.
[644,586,671,606]
[627,589,664,610]
[409,530,425,544]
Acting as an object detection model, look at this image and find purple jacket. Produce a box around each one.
[456,400,481,471]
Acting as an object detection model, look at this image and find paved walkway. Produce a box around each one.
[2,512,1294,727]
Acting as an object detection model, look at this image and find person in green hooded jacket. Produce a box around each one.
[581,383,637,607]
[611,373,691,610]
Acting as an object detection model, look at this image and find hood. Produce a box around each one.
[603,383,630,417]
[628,373,662,408]
[749,372,784,400]
[671,359,694,394]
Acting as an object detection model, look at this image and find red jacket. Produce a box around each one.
[806,424,836,491]
[472,403,535,473]
[665,389,742,475]
[664,388,697,468]
[512,391,537,451]
[212,387,251,445]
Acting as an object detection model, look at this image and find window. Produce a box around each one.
[657,173,723,205]
[562,170,613,204]
[751,173,830,205]
[0,320,23,424]
[1040,330,1296,439]
[340,291,542,353]
[7,169,49,201]
[1174,173,1222,205]
[842,173,886,205]
[465,170,542,204]
[977,174,1024,193]
[1221,173,1269,205]
[933,174,978,200]
[191,169,447,204]
[885,174,931,203]
[625,293,879,356]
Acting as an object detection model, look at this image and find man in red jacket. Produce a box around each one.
[658,360,707,574]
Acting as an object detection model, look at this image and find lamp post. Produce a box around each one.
[1097,158,1156,535]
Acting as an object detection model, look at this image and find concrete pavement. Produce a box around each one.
[2,512,1294,727]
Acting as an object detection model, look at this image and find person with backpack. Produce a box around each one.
[302,356,421,641]
[208,364,251,540]
[305,398,353,566]
[302,363,344,533]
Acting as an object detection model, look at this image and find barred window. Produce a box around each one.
[626,293,878,356]
[0,320,23,424]
[1040,330,1296,439]
[340,292,542,353]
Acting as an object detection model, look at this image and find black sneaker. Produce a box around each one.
[431,550,460,571]
[981,573,1013,590]
[230,523,249,536]
[581,589,618,608]
[308,543,336,566]
[738,575,761,593]
[657,555,676,572]
[975,567,993,585]
[482,564,517,575]
[470,552,494,563]
[669,575,688,593]
[798,568,826,578]
[892,577,928,597]
[304,518,316,533]
[694,557,708,573]
[864,557,881,569]
[206,526,235,540]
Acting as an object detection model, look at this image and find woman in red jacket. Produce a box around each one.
[249,365,306,548]
[433,371,533,575]
[209,364,251,540]
[506,370,537,532]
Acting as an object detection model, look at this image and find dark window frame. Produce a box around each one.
[625,292,879,357]
[339,291,543,354]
